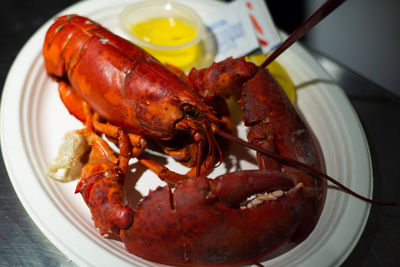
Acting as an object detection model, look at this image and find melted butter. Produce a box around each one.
[129,18,199,70]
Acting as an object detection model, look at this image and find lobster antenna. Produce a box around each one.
[215,129,396,206]
[261,0,347,68]
[196,140,204,177]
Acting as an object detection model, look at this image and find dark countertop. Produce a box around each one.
[1,1,399,266]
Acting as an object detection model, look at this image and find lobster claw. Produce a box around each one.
[121,170,305,266]
[56,129,136,237]
[76,169,135,237]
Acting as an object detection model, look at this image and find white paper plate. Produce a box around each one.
[0,0,372,266]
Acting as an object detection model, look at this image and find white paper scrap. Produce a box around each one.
[204,0,282,61]
[240,0,282,53]
[204,0,259,62]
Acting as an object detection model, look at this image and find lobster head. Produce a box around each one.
[121,57,223,167]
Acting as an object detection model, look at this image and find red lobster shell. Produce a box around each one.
[43,14,325,266]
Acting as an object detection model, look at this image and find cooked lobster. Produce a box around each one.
[43,2,389,265]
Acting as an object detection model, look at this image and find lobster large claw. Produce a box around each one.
[120,170,305,266]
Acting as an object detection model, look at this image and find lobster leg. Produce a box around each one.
[138,157,189,185]
[138,152,215,185]
[58,81,87,122]
[92,120,146,158]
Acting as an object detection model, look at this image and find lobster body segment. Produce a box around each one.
[43,15,327,266]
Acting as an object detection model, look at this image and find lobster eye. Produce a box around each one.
[183,105,202,119]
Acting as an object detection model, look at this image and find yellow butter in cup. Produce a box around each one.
[120,1,206,72]
[130,18,199,69]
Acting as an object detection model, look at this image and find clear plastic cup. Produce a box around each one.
[120,0,207,72]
